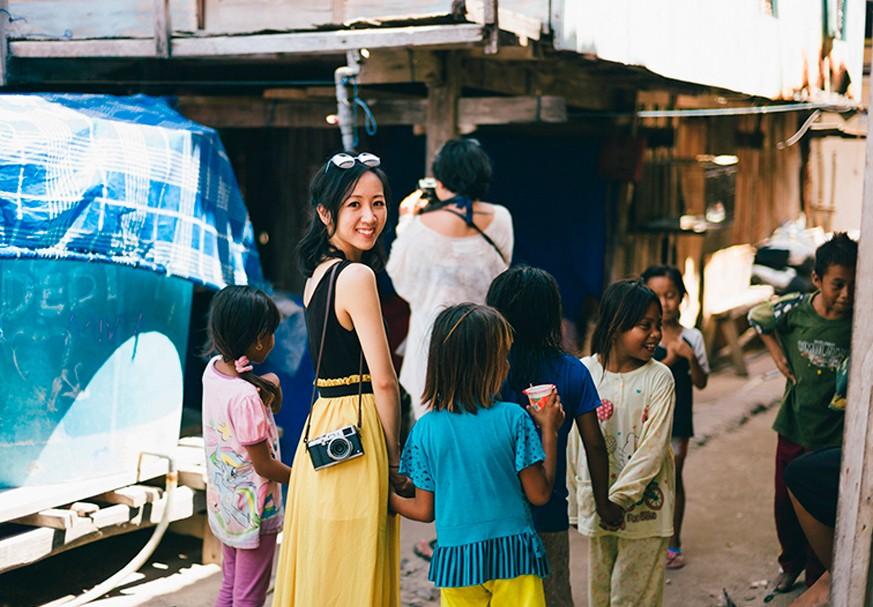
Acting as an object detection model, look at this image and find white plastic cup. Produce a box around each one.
[522,383,555,411]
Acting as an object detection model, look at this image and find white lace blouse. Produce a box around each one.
[386,205,514,418]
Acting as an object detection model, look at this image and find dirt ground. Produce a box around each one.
[1,352,814,607]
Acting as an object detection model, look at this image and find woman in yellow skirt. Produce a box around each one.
[272,152,405,606]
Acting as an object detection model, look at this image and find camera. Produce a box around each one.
[418,177,438,205]
[307,425,365,471]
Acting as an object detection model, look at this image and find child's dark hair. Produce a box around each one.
[205,285,282,412]
[814,232,858,278]
[486,266,564,391]
[298,154,391,277]
[422,303,513,414]
[591,279,661,366]
[641,265,687,298]
[432,138,492,200]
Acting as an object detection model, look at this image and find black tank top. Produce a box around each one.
[305,260,370,380]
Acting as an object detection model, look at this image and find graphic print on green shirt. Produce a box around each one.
[748,292,851,449]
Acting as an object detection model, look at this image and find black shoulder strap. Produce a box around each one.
[303,261,364,444]
[439,207,508,264]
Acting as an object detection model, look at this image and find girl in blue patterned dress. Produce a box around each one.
[390,303,565,606]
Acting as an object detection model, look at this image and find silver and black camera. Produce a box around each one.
[306,425,365,471]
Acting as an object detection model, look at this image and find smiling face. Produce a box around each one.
[614,301,663,366]
[319,170,387,261]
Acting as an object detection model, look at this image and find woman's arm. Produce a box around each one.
[390,487,435,522]
[244,441,291,484]
[337,264,402,466]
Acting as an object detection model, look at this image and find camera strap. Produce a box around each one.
[303,261,364,446]
[438,207,507,264]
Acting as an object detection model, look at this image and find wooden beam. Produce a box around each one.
[172,24,485,58]
[9,38,156,58]
[425,52,460,175]
[154,0,170,58]
[357,49,440,84]
[831,78,873,607]
[176,95,567,130]
[8,24,485,59]
[0,0,7,86]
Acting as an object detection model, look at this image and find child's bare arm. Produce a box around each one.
[576,412,624,529]
[760,333,795,383]
[390,488,434,522]
[244,440,291,484]
[520,391,565,505]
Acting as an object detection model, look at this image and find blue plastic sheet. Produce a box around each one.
[0,94,263,289]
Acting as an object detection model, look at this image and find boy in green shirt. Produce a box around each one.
[748,232,856,593]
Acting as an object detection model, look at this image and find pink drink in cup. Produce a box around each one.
[522,383,555,411]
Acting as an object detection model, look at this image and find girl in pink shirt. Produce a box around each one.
[202,286,291,607]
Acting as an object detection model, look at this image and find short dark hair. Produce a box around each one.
[486,266,564,391]
[432,138,492,200]
[205,285,282,412]
[814,232,858,278]
[298,153,391,277]
[641,265,687,298]
[422,303,513,414]
[590,279,661,366]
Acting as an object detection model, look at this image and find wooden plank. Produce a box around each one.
[69,502,100,517]
[830,79,873,607]
[357,49,440,84]
[154,0,170,57]
[458,95,566,125]
[96,485,162,508]
[9,38,156,58]
[172,24,485,57]
[466,0,544,42]
[89,504,131,528]
[0,486,200,574]
[14,508,77,530]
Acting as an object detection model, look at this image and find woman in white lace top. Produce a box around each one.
[386,138,514,420]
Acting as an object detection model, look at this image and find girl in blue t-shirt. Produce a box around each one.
[487,265,623,606]
[391,303,565,607]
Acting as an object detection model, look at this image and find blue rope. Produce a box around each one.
[343,76,378,149]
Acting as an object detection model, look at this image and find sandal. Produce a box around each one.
[666,547,686,570]
[413,538,437,562]
[774,568,801,593]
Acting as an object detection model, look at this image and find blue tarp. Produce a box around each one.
[0,94,263,289]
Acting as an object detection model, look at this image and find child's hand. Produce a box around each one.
[235,356,254,374]
[597,501,625,531]
[774,355,796,384]
[672,339,694,361]
[528,388,565,433]
[390,470,415,498]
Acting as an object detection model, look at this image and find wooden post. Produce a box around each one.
[0,0,8,86]
[831,88,873,605]
[425,52,460,176]
[154,0,170,58]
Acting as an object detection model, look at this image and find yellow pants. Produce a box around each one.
[441,575,545,607]
[588,535,670,607]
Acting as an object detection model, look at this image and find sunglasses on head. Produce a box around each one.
[324,152,381,173]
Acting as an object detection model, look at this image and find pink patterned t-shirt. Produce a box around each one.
[202,356,283,549]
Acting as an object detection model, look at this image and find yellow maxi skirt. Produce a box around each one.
[272,390,400,607]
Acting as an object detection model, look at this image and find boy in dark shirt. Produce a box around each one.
[748,232,857,592]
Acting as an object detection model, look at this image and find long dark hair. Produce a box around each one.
[422,303,513,414]
[298,154,391,277]
[590,279,661,368]
[641,265,687,298]
[205,286,282,412]
[486,266,563,391]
